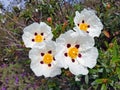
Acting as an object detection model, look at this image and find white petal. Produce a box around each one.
[43,65,61,77]
[30,62,44,76]
[39,22,53,40]
[87,16,103,37]
[30,61,61,77]
[23,23,40,34]
[68,60,88,75]
[39,22,51,33]
[32,40,55,50]
[56,30,77,45]
[74,11,85,26]
[31,42,46,49]
[74,30,95,51]
[77,47,98,68]
[39,63,61,77]
[29,47,46,62]
[55,45,69,69]
[45,32,53,41]
[45,41,56,55]
[22,32,35,48]
[81,8,96,17]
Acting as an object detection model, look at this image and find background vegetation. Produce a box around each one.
[0,0,120,90]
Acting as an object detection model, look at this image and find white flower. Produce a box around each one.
[29,41,61,77]
[22,22,53,48]
[55,30,98,75]
[74,8,103,37]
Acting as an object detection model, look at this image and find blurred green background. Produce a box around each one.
[0,0,120,90]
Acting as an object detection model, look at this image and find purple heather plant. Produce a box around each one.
[1,86,7,90]
[20,72,27,77]
[5,78,9,84]
[1,64,7,68]
[15,76,19,84]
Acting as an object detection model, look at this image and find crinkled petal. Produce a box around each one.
[74,11,87,26]
[30,62,43,76]
[77,47,98,68]
[32,40,55,52]
[56,30,77,45]
[45,41,56,55]
[31,42,46,48]
[81,8,96,17]
[87,16,103,37]
[22,32,35,48]
[67,60,88,75]
[39,22,53,40]
[30,62,61,77]
[29,47,46,62]
[23,23,41,34]
[73,29,95,51]
[55,45,69,69]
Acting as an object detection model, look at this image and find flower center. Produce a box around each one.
[79,23,88,31]
[34,35,43,42]
[68,47,79,59]
[43,53,53,64]
[78,20,90,32]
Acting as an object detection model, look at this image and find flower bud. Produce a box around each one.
[47,17,52,23]
[62,21,68,31]
[106,3,111,9]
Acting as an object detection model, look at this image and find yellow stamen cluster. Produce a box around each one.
[34,34,43,42]
[78,20,90,32]
[43,53,53,64]
[68,47,79,59]
[79,23,89,31]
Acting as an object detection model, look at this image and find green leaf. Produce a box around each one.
[101,84,107,90]
[102,68,107,78]
[116,67,120,79]
[91,79,103,85]
[111,40,119,62]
